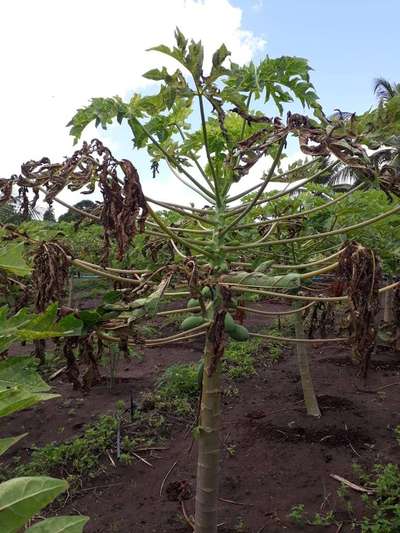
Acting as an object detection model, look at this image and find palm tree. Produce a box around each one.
[327,138,400,192]
[322,81,400,192]
[373,78,400,104]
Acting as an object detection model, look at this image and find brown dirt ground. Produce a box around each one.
[2,300,400,533]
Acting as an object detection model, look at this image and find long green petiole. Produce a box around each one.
[223,203,400,251]
[220,138,287,237]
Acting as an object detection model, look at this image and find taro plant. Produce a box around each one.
[0,30,400,532]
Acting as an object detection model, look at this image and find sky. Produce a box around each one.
[1,0,399,215]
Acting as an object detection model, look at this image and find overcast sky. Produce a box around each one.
[1,0,398,215]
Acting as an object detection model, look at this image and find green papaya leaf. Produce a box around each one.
[0,243,31,278]
[0,387,59,418]
[0,476,67,533]
[142,67,169,81]
[0,434,28,456]
[25,515,89,532]
[0,305,82,352]
[18,305,83,341]
[0,358,50,392]
[211,43,230,73]
[79,310,102,328]
[0,307,32,336]
[0,308,33,352]
[102,291,121,304]
[147,44,180,62]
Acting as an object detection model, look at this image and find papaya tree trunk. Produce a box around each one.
[194,330,223,533]
[293,302,321,417]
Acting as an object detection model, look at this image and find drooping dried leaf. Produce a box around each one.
[100,159,148,262]
[18,139,148,262]
[338,241,381,376]
[31,242,70,312]
[0,178,14,205]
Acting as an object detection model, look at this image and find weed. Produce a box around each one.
[160,312,184,330]
[138,324,158,339]
[13,415,118,485]
[352,461,368,482]
[223,323,284,379]
[289,504,306,526]
[157,362,199,398]
[337,483,353,514]
[264,317,294,362]
[119,453,133,465]
[225,443,237,457]
[292,459,400,532]
[224,384,240,397]
[142,362,201,416]
[233,517,249,532]
[289,504,336,528]
[263,327,284,362]
[395,425,400,445]
[223,338,258,380]
[5,402,165,490]
[310,511,335,526]
[359,463,400,532]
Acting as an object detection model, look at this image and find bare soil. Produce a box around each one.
[2,300,400,533]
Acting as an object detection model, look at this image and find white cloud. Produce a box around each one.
[1,0,264,189]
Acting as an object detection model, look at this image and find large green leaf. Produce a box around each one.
[20,305,83,341]
[0,358,50,392]
[26,515,89,532]
[68,97,128,142]
[0,476,67,533]
[0,304,83,352]
[0,434,28,456]
[0,308,32,351]
[0,243,31,277]
[0,387,58,417]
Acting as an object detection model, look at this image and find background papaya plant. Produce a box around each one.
[0,29,399,533]
[0,357,88,533]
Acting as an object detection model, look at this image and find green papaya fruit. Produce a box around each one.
[228,324,249,342]
[187,298,200,309]
[224,312,236,333]
[180,315,206,331]
[201,286,212,300]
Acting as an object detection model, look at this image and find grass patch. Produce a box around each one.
[289,436,400,532]
[2,404,165,490]
[137,324,158,339]
[142,362,201,416]
[223,337,260,380]
[160,312,186,330]
[355,462,400,532]
[222,317,291,379]
[6,415,118,486]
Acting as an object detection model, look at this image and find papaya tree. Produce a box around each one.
[1,30,400,533]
